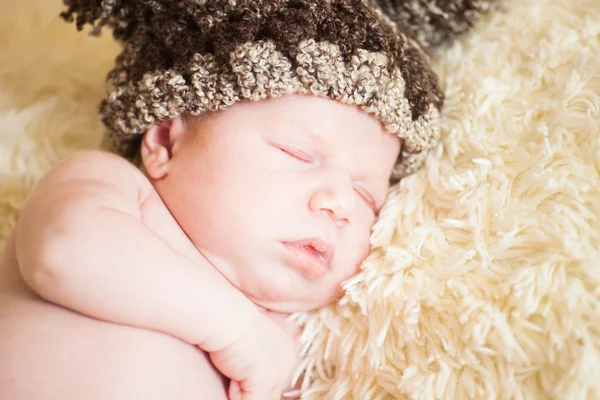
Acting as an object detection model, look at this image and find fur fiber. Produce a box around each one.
[0,0,599,399]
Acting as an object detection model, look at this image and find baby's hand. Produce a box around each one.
[208,310,298,400]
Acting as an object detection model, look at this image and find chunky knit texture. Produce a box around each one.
[3,0,599,398]
[59,0,496,180]
[375,0,500,49]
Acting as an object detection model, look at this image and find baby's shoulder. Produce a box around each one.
[30,150,153,209]
[52,149,137,175]
[46,150,148,188]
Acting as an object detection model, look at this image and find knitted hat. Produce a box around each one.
[60,0,496,182]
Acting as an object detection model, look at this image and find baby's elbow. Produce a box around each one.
[15,226,73,301]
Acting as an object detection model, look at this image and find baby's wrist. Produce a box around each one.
[199,288,260,352]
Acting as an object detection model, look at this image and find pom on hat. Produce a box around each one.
[374,0,501,49]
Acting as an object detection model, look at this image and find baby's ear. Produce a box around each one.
[141,116,186,180]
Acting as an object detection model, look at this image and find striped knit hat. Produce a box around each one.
[61,0,496,182]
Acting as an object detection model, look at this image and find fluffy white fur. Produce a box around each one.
[1,0,599,399]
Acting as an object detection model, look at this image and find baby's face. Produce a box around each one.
[142,95,400,312]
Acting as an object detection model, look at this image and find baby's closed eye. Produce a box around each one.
[275,145,314,164]
[353,184,378,211]
[270,142,379,212]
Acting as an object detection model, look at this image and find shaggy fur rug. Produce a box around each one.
[1,0,599,399]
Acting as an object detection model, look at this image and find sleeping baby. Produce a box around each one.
[0,0,494,399]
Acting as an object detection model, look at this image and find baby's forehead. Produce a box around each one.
[185,96,399,162]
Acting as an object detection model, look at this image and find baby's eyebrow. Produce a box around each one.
[302,127,332,151]
[277,118,335,154]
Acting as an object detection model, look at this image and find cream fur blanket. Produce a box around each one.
[1,0,599,399]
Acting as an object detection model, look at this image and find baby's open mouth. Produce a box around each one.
[282,238,334,280]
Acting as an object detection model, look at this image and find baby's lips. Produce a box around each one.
[286,237,334,270]
[282,240,332,280]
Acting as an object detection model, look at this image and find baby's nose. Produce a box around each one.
[308,173,356,224]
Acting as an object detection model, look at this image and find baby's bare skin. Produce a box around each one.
[0,151,297,400]
[0,96,399,399]
[0,241,229,399]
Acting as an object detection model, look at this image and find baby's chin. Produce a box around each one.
[194,244,347,312]
[250,298,323,314]
[246,286,343,314]
[237,261,349,313]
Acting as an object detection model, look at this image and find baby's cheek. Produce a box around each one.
[342,227,371,264]
[331,240,370,287]
[258,269,300,303]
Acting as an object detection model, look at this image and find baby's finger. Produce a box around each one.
[228,380,243,400]
[235,379,278,400]
[230,379,260,400]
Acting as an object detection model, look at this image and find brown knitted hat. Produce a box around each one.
[61,0,496,182]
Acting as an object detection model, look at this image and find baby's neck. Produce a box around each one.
[187,246,282,315]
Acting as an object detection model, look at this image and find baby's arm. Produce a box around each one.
[14,150,254,351]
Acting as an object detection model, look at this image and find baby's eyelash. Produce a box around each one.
[354,185,378,212]
[277,146,313,163]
